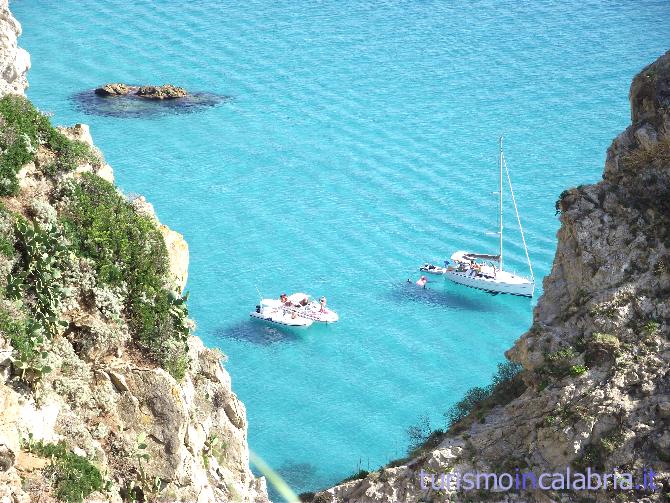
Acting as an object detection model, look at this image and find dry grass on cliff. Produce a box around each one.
[620,138,670,172]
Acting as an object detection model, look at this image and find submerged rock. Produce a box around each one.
[74,87,228,118]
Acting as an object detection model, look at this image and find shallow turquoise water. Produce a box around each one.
[13,0,670,496]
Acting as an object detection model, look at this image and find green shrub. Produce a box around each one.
[58,174,167,289]
[0,95,94,195]
[585,332,620,366]
[0,94,52,143]
[569,364,588,376]
[591,332,620,349]
[540,346,579,379]
[42,130,96,174]
[643,320,660,336]
[555,189,572,215]
[491,361,523,387]
[341,469,370,483]
[446,386,491,426]
[575,428,625,471]
[58,174,190,379]
[0,234,14,257]
[576,444,604,471]
[445,361,523,429]
[406,415,433,452]
[25,439,103,503]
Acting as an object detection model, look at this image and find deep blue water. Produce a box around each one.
[12,0,670,496]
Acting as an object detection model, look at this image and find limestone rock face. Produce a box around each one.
[0,0,29,97]
[57,123,115,183]
[159,224,190,292]
[317,49,670,503]
[0,331,269,502]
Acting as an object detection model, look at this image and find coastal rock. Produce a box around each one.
[94,82,131,96]
[94,83,188,100]
[0,0,29,97]
[136,84,188,99]
[159,223,190,292]
[0,384,20,470]
[129,194,157,221]
[316,49,670,503]
[57,123,115,183]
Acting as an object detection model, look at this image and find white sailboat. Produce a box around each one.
[444,137,535,298]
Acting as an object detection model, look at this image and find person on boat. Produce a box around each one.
[280,293,291,306]
[416,276,428,288]
[319,296,327,313]
[299,296,309,307]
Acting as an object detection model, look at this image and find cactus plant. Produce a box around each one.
[13,218,68,338]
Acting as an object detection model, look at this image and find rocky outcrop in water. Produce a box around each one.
[315,50,670,503]
[95,83,188,100]
[0,3,268,502]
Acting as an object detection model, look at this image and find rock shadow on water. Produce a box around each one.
[71,89,230,119]
[216,319,302,346]
[388,281,497,312]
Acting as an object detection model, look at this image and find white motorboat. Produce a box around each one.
[444,138,535,298]
[419,263,448,275]
[250,299,313,327]
[287,293,339,323]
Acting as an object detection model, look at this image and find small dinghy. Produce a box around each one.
[287,293,339,323]
[419,263,448,275]
[250,299,313,327]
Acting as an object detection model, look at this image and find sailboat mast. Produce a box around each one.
[499,136,504,271]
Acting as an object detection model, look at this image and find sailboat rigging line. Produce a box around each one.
[498,137,504,271]
[502,153,534,283]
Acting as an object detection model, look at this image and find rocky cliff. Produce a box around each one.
[0,0,28,96]
[315,51,670,503]
[0,2,268,502]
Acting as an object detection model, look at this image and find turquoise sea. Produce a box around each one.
[13,0,670,497]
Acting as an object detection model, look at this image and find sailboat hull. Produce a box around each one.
[445,269,534,297]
